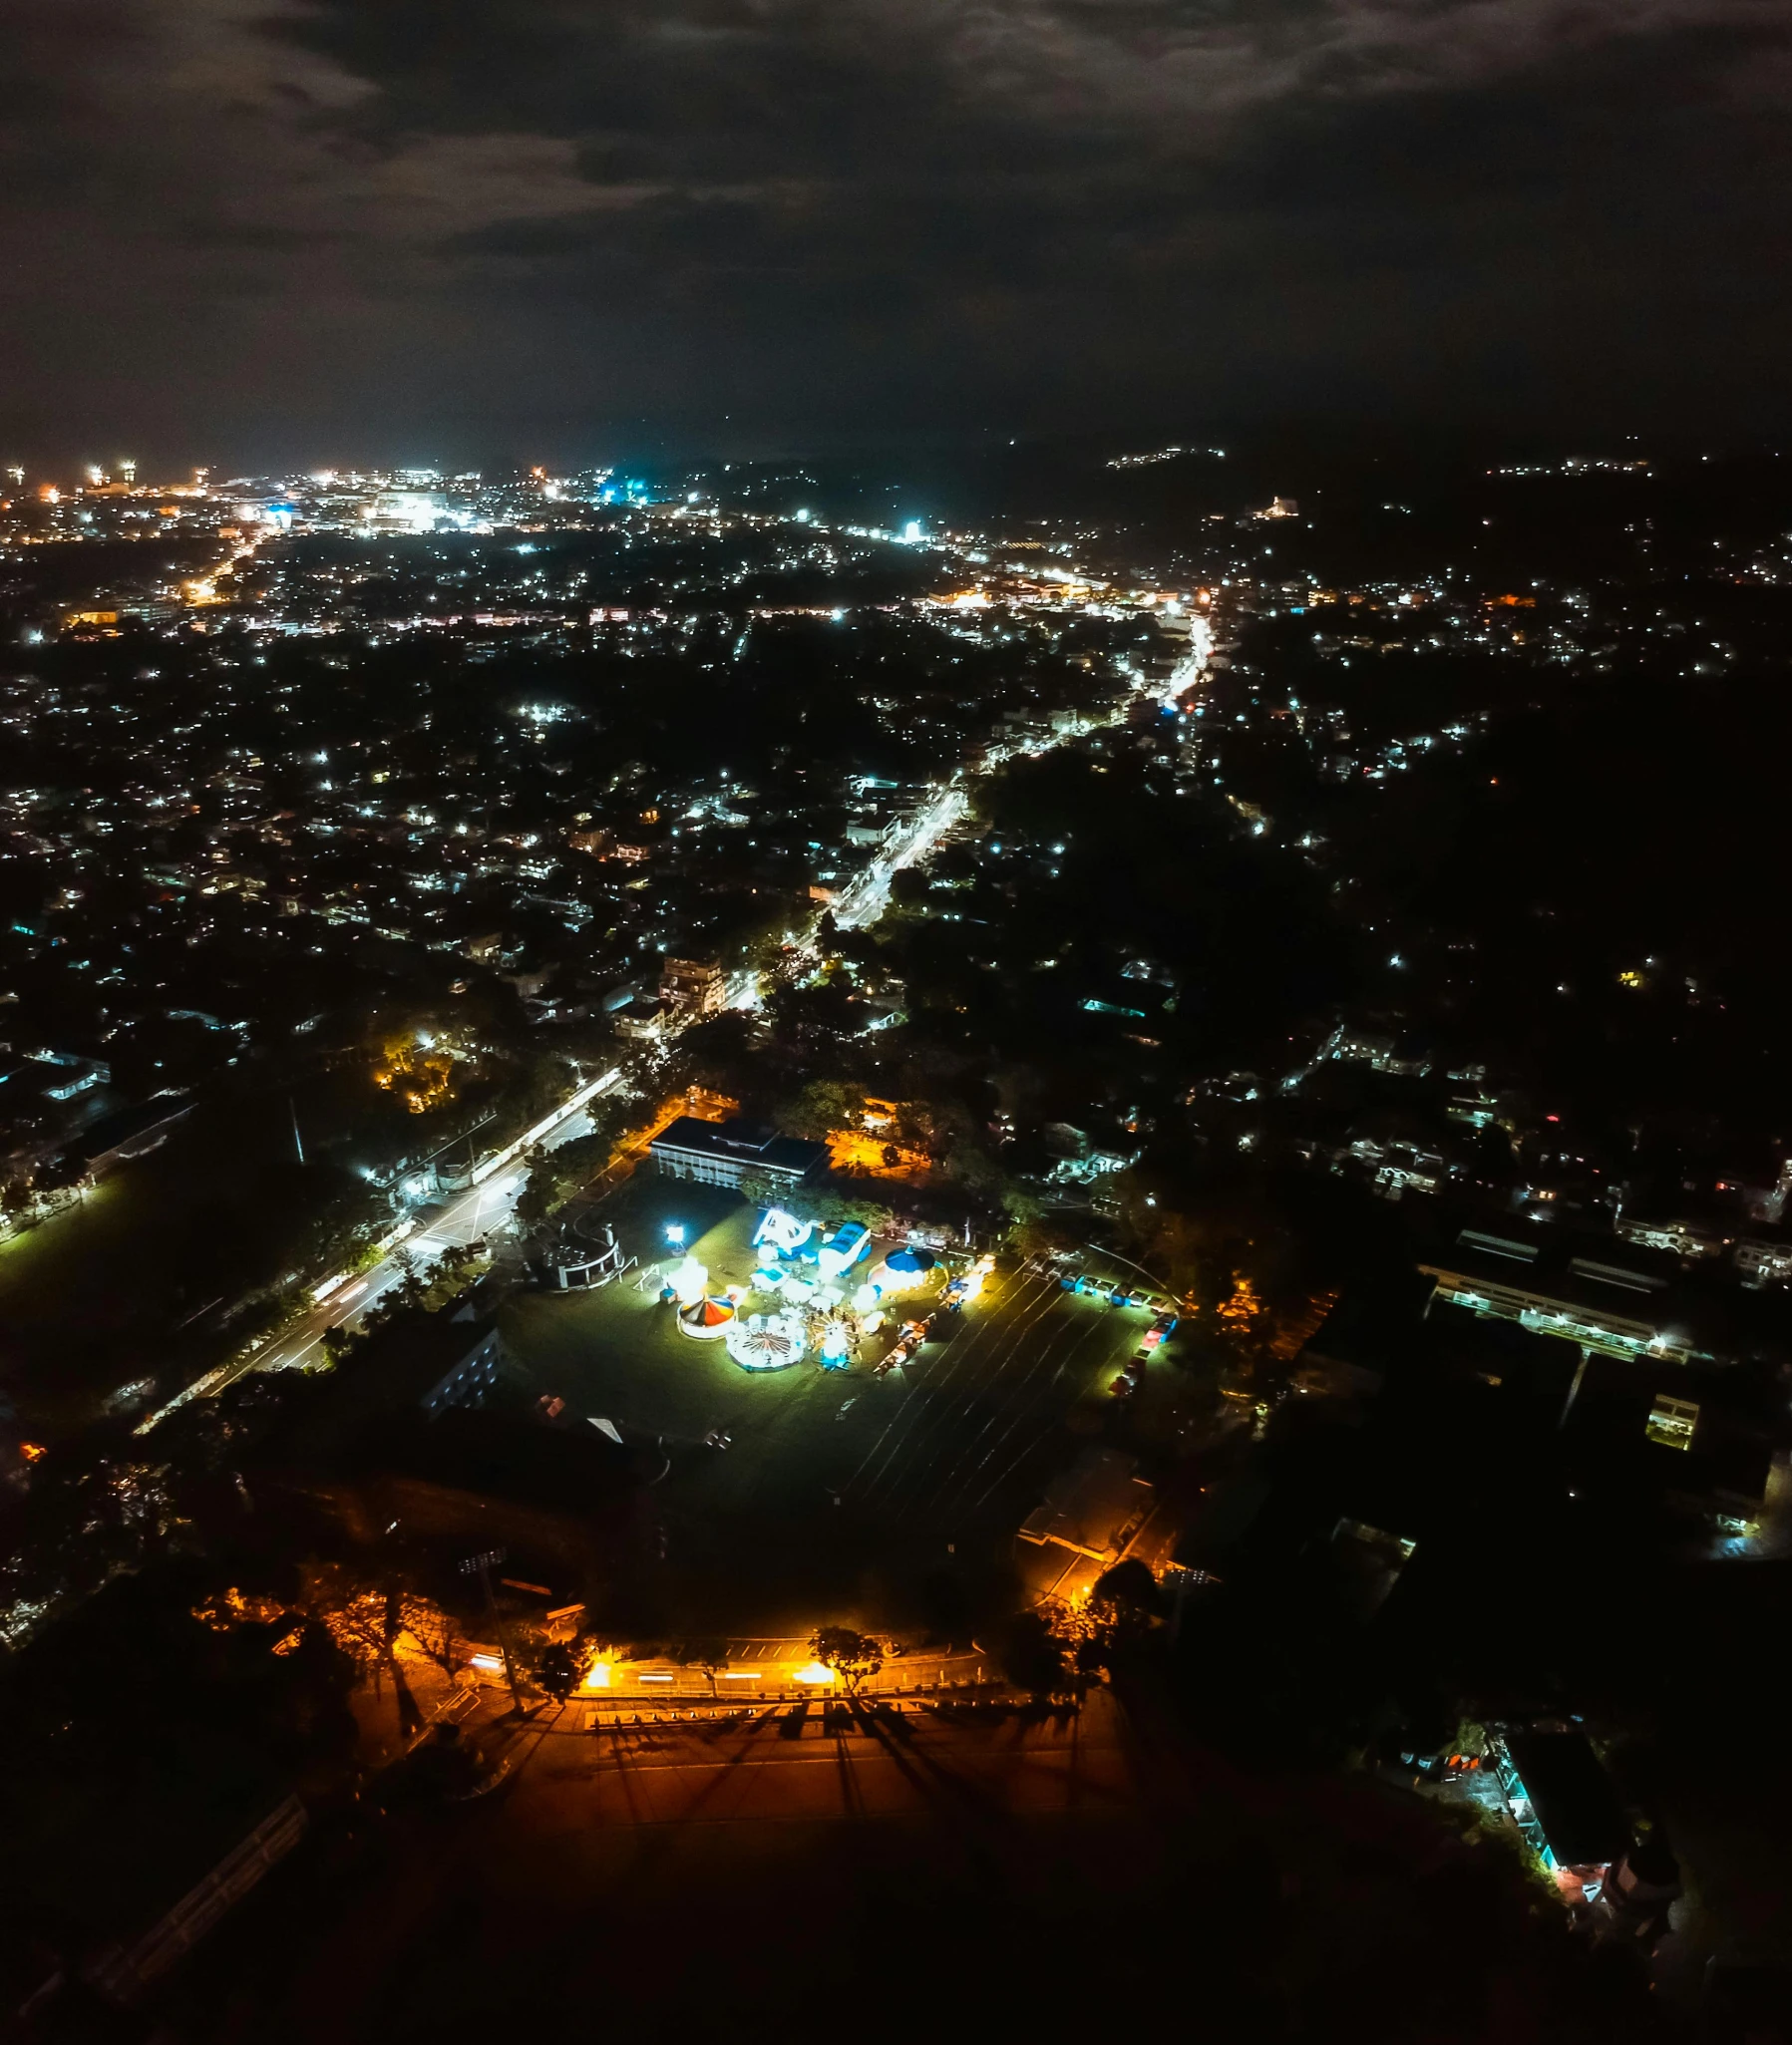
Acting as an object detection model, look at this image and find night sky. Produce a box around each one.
[2,0,1788,466]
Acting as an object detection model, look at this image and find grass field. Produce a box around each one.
[0,1073,399,1440]
[0,1155,251,1439]
[500,1174,1171,1636]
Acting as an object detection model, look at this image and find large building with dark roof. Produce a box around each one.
[251,1307,644,1592]
[647,1116,825,1190]
[258,1309,512,1476]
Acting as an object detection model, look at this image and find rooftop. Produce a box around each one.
[1501,1730,1629,1869]
[1415,1214,1787,1368]
[648,1116,827,1179]
[1018,1446,1153,1559]
[258,1310,505,1473]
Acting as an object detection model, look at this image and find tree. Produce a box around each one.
[1006,1209,1080,1260]
[532,1639,580,1704]
[991,1607,1068,1698]
[808,1625,884,1695]
[889,866,928,909]
[1110,1181,1213,1305]
[1033,1594,1107,1683]
[941,1135,1004,1195]
[1088,1559,1164,1646]
[737,1167,791,1212]
[198,1560,423,1734]
[293,1560,398,1671]
[513,1144,555,1225]
[660,1012,758,1102]
[780,1077,864,1141]
[1030,1567,1163,1688]
[677,1637,730,1695]
[196,1564,483,1734]
[802,1187,896,1232]
[735,1175,893,1234]
[400,1593,474,1689]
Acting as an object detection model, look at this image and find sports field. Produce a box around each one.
[500,1176,1171,1633]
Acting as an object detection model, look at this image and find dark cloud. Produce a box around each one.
[0,0,1787,462]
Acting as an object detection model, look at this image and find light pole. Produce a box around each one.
[461,1546,527,1713]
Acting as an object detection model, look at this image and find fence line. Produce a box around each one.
[84,1794,309,2006]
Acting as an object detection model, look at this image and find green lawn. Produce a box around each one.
[500,1180,1162,1637]
[0,1078,390,1439]
[0,1165,216,1438]
[0,1060,513,1442]
[502,1182,839,1452]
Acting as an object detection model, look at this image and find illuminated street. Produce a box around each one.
[173,1689,1163,2044]
[139,1069,629,1425]
[496,1687,1134,1827]
[831,781,971,929]
[262,1072,627,1371]
[567,1639,993,1704]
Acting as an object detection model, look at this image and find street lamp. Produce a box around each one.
[665,1223,685,1245]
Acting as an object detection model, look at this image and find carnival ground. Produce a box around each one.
[499,1176,1173,1636]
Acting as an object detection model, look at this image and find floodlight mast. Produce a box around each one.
[461,1546,526,1711]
